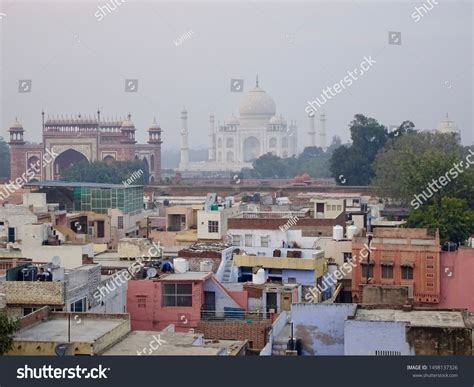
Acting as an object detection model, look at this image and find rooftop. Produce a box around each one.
[354,308,467,328]
[159,271,212,281]
[25,180,142,189]
[102,330,246,356]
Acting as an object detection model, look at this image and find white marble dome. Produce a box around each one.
[226,114,240,125]
[239,86,276,118]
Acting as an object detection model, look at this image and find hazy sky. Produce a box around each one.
[1,0,473,151]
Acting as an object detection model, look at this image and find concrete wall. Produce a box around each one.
[282,269,315,286]
[202,278,241,315]
[21,243,94,269]
[344,320,413,355]
[362,285,409,305]
[291,303,357,355]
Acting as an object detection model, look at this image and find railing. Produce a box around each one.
[201,309,272,321]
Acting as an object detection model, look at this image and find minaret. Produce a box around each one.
[320,111,327,150]
[180,107,189,170]
[308,112,316,147]
[208,113,216,161]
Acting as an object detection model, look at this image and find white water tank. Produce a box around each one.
[252,268,266,285]
[200,260,213,272]
[347,225,358,240]
[173,258,189,274]
[333,225,343,241]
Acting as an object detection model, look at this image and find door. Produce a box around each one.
[7,227,15,243]
[281,293,292,311]
[266,292,278,313]
[203,291,216,318]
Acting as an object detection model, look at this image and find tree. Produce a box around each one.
[0,137,10,178]
[0,311,19,355]
[329,114,388,185]
[373,132,474,208]
[406,197,474,244]
[61,159,150,185]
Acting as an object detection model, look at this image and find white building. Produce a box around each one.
[178,78,298,173]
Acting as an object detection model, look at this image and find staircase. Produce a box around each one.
[272,323,291,356]
[221,257,234,283]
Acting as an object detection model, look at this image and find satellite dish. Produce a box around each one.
[51,256,61,267]
[146,267,157,279]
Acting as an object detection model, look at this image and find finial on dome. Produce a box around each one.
[256,74,259,87]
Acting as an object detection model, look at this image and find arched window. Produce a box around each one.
[226,151,234,162]
[282,137,288,148]
[218,138,222,148]
[269,138,277,148]
[217,151,222,162]
[226,137,234,148]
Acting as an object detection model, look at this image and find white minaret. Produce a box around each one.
[308,113,316,147]
[208,113,216,161]
[180,107,189,170]
[320,111,327,150]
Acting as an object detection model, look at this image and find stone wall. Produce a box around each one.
[0,281,65,306]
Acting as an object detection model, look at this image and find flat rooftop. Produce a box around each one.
[15,315,128,343]
[25,180,142,189]
[355,308,466,328]
[160,272,212,281]
[102,330,246,356]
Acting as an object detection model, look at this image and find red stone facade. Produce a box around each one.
[8,113,162,183]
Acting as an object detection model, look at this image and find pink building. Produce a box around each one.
[438,248,474,311]
[127,272,247,331]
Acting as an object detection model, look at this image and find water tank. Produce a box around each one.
[327,263,338,276]
[346,225,358,240]
[333,225,343,241]
[200,260,213,272]
[252,268,266,285]
[173,258,189,274]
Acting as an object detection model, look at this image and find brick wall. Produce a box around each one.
[0,282,65,305]
[196,320,271,350]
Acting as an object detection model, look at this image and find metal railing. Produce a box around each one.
[201,309,272,321]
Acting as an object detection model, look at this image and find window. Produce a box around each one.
[245,234,252,247]
[375,350,401,356]
[208,221,219,233]
[401,266,414,280]
[137,296,147,308]
[97,221,105,238]
[117,216,124,229]
[381,265,393,279]
[336,205,342,211]
[361,264,373,278]
[269,138,277,148]
[232,235,241,246]
[162,283,192,307]
[261,236,269,247]
[343,252,352,263]
[70,298,86,312]
[226,138,234,148]
[287,277,297,284]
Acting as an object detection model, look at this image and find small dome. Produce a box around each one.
[148,118,161,130]
[269,114,287,125]
[226,115,240,126]
[302,173,311,181]
[9,118,23,130]
[293,175,304,184]
[121,119,135,129]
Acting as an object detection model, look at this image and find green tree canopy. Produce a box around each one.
[329,114,389,185]
[61,159,150,185]
[0,311,19,355]
[406,197,474,244]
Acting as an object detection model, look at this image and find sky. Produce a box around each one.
[1,0,473,152]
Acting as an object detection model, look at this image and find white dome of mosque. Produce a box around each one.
[437,113,459,134]
[10,118,23,130]
[239,79,276,118]
[269,115,287,125]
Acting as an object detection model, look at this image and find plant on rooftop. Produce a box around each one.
[0,311,19,355]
